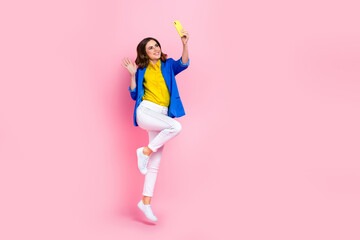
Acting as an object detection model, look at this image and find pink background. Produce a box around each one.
[1,0,360,239]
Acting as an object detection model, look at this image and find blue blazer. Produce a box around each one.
[129,57,190,126]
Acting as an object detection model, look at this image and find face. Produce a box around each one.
[145,40,161,60]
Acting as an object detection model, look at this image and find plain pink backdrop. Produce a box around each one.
[1,0,360,239]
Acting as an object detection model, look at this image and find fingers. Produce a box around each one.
[123,58,131,64]
[180,30,189,44]
[121,57,132,68]
[181,29,189,36]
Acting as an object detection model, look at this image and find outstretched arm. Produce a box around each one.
[181,29,189,64]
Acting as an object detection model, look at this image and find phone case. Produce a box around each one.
[173,20,184,37]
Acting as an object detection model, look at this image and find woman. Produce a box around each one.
[121,29,190,222]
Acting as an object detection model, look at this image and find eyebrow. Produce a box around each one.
[148,43,159,49]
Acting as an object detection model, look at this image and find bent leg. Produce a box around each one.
[136,106,182,153]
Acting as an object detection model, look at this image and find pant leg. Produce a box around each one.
[143,130,164,197]
[136,105,182,153]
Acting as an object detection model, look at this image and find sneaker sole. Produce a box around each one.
[137,201,158,222]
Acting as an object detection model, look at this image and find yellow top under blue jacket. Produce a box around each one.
[129,57,190,127]
[142,60,170,107]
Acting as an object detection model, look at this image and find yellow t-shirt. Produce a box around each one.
[142,60,170,107]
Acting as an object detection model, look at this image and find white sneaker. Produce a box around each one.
[137,200,158,222]
[137,147,149,175]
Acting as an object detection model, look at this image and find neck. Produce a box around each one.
[150,59,159,65]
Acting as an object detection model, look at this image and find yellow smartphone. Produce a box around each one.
[173,20,184,37]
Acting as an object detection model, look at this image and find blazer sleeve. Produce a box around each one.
[172,57,190,76]
[128,70,138,101]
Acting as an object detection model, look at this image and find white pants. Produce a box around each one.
[136,100,182,197]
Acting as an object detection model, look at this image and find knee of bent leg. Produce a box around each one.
[171,121,182,135]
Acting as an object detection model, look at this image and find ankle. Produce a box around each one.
[142,196,151,205]
[143,147,153,156]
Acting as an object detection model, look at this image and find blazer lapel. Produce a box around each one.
[137,67,146,99]
[138,67,146,86]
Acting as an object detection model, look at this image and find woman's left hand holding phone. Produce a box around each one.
[180,29,189,45]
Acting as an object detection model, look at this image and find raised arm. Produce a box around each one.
[130,72,136,91]
[128,71,137,100]
[180,29,189,64]
[171,29,190,76]
[121,57,138,100]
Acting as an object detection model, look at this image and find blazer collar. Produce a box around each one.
[138,61,172,91]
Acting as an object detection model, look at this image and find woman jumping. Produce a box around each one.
[121,29,190,222]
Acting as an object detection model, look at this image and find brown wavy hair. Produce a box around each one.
[135,37,168,69]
